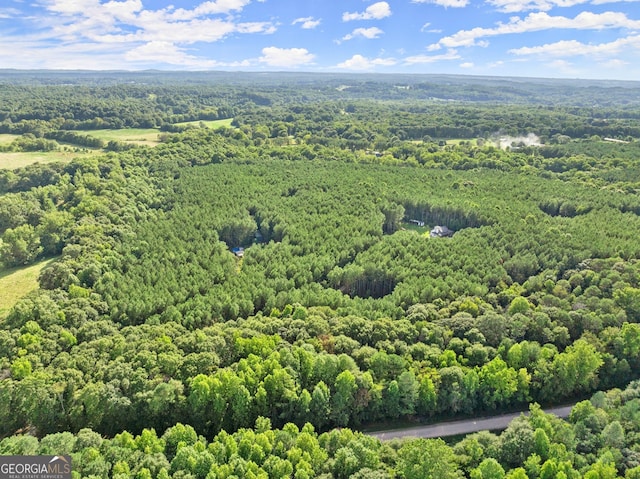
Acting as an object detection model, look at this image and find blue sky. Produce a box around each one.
[0,0,639,80]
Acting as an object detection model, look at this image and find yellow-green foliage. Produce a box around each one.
[76,128,162,146]
[0,257,55,318]
[0,151,95,169]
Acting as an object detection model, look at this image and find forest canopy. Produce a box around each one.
[1,71,640,478]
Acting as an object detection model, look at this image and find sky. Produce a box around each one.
[0,0,639,80]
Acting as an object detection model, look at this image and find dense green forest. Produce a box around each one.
[2,71,640,478]
[5,381,640,479]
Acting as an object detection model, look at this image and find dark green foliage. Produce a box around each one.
[3,73,640,477]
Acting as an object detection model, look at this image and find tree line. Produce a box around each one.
[4,380,640,478]
[1,75,640,478]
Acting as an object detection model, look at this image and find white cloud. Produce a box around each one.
[487,0,586,12]
[509,34,640,56]
[599,58,629,68]
[404,49,461,64]
[142,18,236,43]
[131,11,276,44]
[509,39,593,55]
[343,2,392,21]
[236,22,277,34]
[420,23,444,34]
[487,0,640,13]
[550,59,572,67]
[547,59,581,75]
[0,37,124,69]
[6,0,639,75]
[0,7,24,19]
[125,40,215,66]
[292,16,321,29]
[164,0,252,20]
[39,1,276,44]
[259,46,315,67]
[0,37,247,70]
[592,0,640,4]
[102,0,143,21]
[336,54,397,70]
[6,0,279,68]
[342,27,384,41]
[413,0,470,7]
[45,0,100,15]
[435,11,640,48]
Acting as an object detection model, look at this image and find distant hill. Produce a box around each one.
[1,69,639,106]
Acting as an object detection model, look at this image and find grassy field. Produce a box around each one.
[78,120,232,146]
[0,150,97,170]
[78,128,162,146]
[0,257,56,318]
[0,120,235,169]
[444,138,478,146]
[0,134,20,145]
[431,138,491,146]
[174,118,234,129]
[401,221,430,235]
[410,138,495,147]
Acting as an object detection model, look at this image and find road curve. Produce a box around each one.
[367,404,575,441]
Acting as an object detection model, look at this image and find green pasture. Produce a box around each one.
[0,119,235,169]
[174,118,234,128]
[0,257,56,318]
[76,120,232,147]
[78,128,162,146]
[0,150,96,170]
[442,138,486,146]
[0,134,20,145]
[401,221,430,235]
[410,138,489,146]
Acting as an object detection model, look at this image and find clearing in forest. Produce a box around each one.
[0,134,21,145]
[174,118,234,128]
[0,150,97,169]
[0,257,56,318]
[78,128,162,146]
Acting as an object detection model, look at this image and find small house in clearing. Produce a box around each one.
[409,219,425,227]
[231,247,245,257]
[430,225,454,238]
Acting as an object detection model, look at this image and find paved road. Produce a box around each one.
[367,404,575,441]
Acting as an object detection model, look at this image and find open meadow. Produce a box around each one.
[0,150,97,169]
[0,133,20,145]
[77,127,162,146]
[0,257,56,318]
[173,118,234,128]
